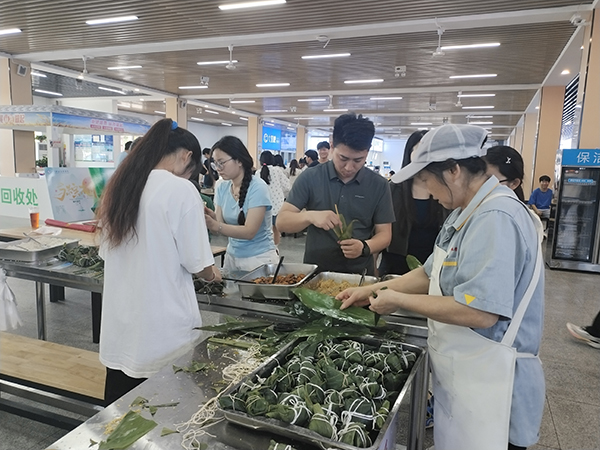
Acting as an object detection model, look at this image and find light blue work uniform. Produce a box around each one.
[215,176,276,259]
[423,176,545,447]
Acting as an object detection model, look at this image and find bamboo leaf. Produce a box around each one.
[160,427,179,437]
[97,411,157,450]
[194,320,272,333]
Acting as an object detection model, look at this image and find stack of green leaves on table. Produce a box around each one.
[58,244,103,269]
[218,337,417,448]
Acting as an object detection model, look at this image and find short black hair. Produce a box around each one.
[305,149,318,161]
[317,141,330,150]
[332,113,375,151]
[202,148,211,156]
[124,141,133,151]
[539,175,551,182]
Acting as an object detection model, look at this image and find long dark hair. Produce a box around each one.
[98,118,202,247]
[273,154,286,168]
[259,151,274,185]
[289,159,299,176]
[212,136,254,225]
[484,145,525,202]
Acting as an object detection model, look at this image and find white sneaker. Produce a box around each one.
[567,322,600,348]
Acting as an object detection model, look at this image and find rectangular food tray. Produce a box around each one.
[220,335,426,450]
[0,238,79,262]
[238,263,318,300]
[304,271,379,293]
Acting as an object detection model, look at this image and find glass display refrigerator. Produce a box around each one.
[549,148,600,272]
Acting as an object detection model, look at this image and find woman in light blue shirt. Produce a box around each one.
[204,136,278,272]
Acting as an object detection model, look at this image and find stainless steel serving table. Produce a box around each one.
[46,294,429,450]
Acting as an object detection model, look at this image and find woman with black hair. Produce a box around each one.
[484,145,525,202]
[205,136,278,271]
[98,118,219,404]
[260,151,290,245]
[288,159,301,187]
[379,130,447,276]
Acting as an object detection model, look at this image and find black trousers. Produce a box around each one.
[508,444,527,450]
[587,310,600,337]
[103,368,147,406]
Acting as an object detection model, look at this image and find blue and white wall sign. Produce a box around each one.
[262,126,281,151]
[562,149,600,167]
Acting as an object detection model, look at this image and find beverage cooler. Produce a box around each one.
[549,148,600,272]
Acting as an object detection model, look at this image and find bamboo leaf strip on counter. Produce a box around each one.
[160,427,179,437]
[97,411,157,450]
[173,360,212,374]
[195,319,273,333]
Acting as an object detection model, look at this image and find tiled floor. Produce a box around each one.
[0,225,599,450]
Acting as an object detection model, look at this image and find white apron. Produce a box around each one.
[428,193,543,450]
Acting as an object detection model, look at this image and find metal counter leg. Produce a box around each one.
[49,285,65,302]
[91,293,102,344]
[407,350,429,450]
[35,281,46,340]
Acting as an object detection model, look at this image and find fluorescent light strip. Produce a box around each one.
[0,28,22,36]
[450,74,497,79]
[469,121,493,125]
[344,79,383,84]
[86,15,138,25]
[34,89,62,96]
[441,43,500,50]
[301,53,351,59]
[30,71,47,78]
[230,100,255,104]
[98,86,127,95]
[293,117,315,120]
[205,109,220,114]
[323,108,348,112]
[265,122,276,126]
[190,117,204,122]
[457,93,496,98]
[265,109,287,113]
[197,60,238,65]
[561,69,570,75]
[297,98,327,102]
[462,106,495,109]
[221,122,232,126]
[219,0,286,10]
[467,115,493,118]
[256,83,290,87]
[154,111,166,115]
[178,85,209,89]
[370,97,403,100]
[411,122,432,125]
[107,65,142,70]
[239,117,249,121]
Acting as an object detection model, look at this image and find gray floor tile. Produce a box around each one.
[548,396,600,450]
[543,358,600,407]
[538,397,561,449]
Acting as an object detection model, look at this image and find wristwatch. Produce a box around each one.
[360,240,371,257]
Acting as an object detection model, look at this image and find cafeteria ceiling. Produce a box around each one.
[1,0,598,137]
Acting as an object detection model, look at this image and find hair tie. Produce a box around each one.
[171,121,178,130]
[263,163,267,166]
[506,157,511,164]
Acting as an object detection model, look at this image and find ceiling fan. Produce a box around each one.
[77,55,94,80]
[226,45,237,70]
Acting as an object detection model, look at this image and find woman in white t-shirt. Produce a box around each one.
[259,151,290,245]
[98,118,220,405]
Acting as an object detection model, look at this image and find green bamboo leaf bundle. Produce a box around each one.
[98,411,157,450]
[308,404,338,439]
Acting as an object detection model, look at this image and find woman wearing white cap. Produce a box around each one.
[339,124,545,450]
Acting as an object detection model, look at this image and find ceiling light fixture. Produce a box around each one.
[457,93,496,97]
[221,122,233,126]
[468,115,493,118]
[98,86,127,95]
[197,60,239,66]
[301,53,351,59]
[178,85,209,89]
[0,28,22,36]
[239,117,249,121]
[297,98,327,102]
[323,108,349,112]
[265,109,287,113]
[205,109,220,114]
[411,122,433,126]
[450,74,497,79]
[561,69,570,75]
[264,122,276,126]
[344,79,384,84]
[442,43,501,50]
[190,117,204,122]
[107,65,142,70]
[370,97,403,100]
[219,0,286,10]
[462,106,495,109]
[256,82,290,87]
[154,110,166,115]
[469,121,493,125]
[30,71,47,78]
[86,15,138,25]
[230,100,255,104]
[34,89,62,96]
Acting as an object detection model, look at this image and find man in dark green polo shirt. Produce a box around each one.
[277,113,394,275]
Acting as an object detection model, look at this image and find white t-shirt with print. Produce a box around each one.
[99,170,214,378]
[266,165,290,215]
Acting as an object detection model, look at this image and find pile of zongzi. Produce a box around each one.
[219,338,416,448]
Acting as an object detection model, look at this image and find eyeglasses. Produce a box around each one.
[211,158,233,171]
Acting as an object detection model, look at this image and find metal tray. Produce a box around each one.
[220,335,426,450]
[0,237,79,262]
[238,263,318,300]
[304,271,379,296]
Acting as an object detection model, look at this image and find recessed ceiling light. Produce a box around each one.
[86,15,138,25]
[457,93,496,98]
[239,117,249,121]
[98,86,127,95]
[30,71,47,78]
[0,28,22,36]
[178,85,209,89]
[205,109,220,114]
[344,79,384,84]
[535,106,540,109]
[265,122,276,126]
[449,74,497,79]
[219,0,285,10]
[190,117,204,121]
[370,97,403,100]
[323,108,349,112]
[293,117,315,120]
[107,65,142,70]
[411,122,433,125]
[462,106,495,109]
[221,122,232,126]
[197,60,239,66]
[469,121,493,125]
[581,46,584,50]
[256,83,290,87]
[230,100,255,104]
[154,110,166,115]
[467,115,493,118]
[297,98,327,102]
[441,43,501,50]
[301,53,351,59]
[265,109,287,113]
[561,69,570,75]
[34,89,62,96]
[134,88,140,92]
